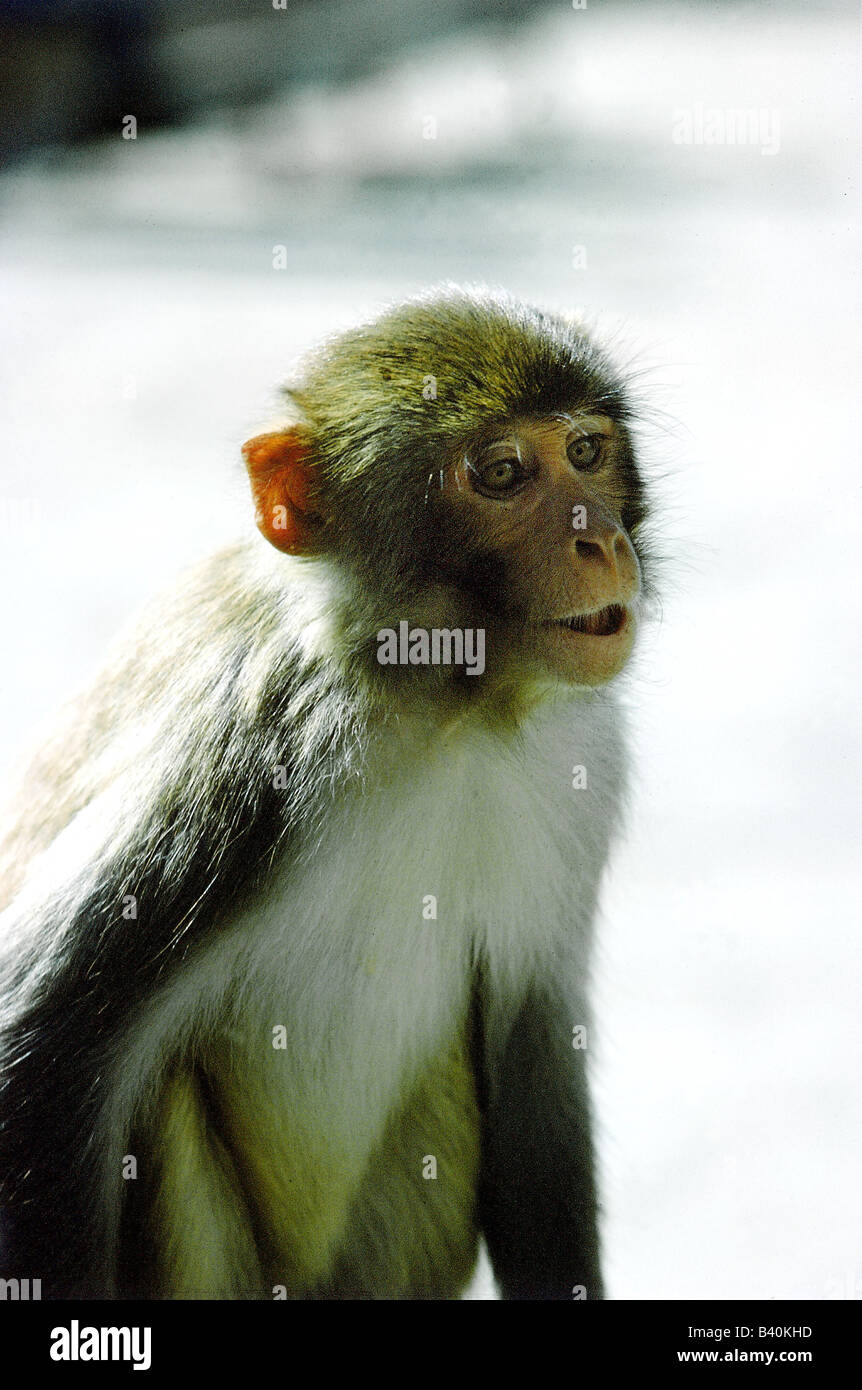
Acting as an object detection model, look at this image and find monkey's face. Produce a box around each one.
[439,414,642,688]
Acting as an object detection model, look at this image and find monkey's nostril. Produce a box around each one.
[575,538,605,562]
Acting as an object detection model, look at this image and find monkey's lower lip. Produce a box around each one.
[547,603,627,637]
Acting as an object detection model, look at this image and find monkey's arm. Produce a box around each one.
[0,547,321,1295]
[477,980,604,1301]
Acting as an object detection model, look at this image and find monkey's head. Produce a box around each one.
[243,288,651,700]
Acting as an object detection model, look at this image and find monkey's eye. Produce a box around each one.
[482,458,519,489]
[474,449,525,497]
[567,434,603,471]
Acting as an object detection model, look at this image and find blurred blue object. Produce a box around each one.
[0,0,554,163]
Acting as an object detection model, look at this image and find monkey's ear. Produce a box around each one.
[242,429,323,555]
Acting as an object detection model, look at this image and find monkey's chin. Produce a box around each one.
[529,606,637,687]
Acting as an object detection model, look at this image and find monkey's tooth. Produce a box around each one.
[557,604,625,636]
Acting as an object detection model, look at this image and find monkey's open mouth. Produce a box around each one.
[551,604,626,637]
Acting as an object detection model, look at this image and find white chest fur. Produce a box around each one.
[107,691,626,1165]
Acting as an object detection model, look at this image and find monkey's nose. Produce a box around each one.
[574,529,627,574]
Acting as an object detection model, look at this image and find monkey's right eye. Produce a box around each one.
[474,452,525,496]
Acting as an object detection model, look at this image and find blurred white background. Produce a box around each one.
[0,0,859,1300]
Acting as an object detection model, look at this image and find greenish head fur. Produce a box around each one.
[284,285,648,609]
[288,285,631,479]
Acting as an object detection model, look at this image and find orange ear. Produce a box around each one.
[241,428,321,554]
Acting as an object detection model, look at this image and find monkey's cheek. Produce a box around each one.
[532,611,637,687]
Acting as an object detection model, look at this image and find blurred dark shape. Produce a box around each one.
[0,0,163,161]
[0,0,548,164]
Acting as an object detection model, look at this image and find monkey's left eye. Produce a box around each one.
[567,434,603,470]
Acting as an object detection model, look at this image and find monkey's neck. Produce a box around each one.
[257,547,595,736]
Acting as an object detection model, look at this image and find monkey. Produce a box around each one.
[0,286,651,1300]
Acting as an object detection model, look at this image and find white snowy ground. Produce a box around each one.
[0,1,859,1300]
